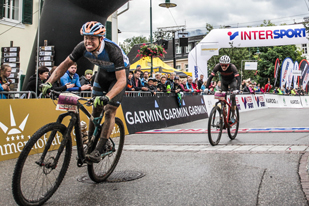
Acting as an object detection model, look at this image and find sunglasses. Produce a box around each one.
[220,64,229,67]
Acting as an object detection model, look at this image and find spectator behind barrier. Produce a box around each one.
[167,72,176,90]
[186,77,200,93]
[135,64,144,79]
[132,70,147,91]
[0,64,12,99]
[180,79,189,92]
[265,82,272,93]
[197,74,204,90]
[157,75,168,92]
[142,71,149,86]
[25,66,49,97]
[154,72,161,82]
[80,69,93,91]
[126,71,135,91]
[260,86,265,93]
[49,66,75,92]
[243,83,250,93]
[173,76,184,93]
[146,77,157,95]
[60,63,91,91]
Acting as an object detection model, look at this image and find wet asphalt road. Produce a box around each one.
[1,108,309,206]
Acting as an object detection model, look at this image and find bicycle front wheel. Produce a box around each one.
[12,123,72,206]
[208,106,223,146]
[227,106,240,140]
[87,117,125,183]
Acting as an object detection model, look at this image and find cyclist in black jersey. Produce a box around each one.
[42,21,129,163]
[206,55,241,122]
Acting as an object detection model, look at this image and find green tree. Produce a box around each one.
[254,45,304,87]
[119,36,150,54]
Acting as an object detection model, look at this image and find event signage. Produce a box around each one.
[189,24,308,82]
[280,58,294,89]
[244,62,257,70]
[121,96,208,134]
[1,46,20,91]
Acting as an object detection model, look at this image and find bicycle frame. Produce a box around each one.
[37,99,104,168]
[214,99,234,128]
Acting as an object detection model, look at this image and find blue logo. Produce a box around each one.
[228,31,239,40]
[154,100,159,108]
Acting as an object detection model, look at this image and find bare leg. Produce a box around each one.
[95,104,117,153]
[88,105,104,140]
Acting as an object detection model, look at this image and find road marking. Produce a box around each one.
[124,144,309,153]
[136,127,309,134]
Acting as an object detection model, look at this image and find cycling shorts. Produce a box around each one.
[92,66,130,107]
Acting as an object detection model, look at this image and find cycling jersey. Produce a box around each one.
[69,39,129,72]
[69,38,130,106]
[206,63,241,90]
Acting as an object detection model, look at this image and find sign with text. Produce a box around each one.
[244,62,257,70]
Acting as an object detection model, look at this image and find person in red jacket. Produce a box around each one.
[264,82,272,93]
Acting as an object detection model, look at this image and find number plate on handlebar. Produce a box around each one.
[214,92,226,100]
[56,93,80,113]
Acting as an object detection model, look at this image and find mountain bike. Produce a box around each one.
[12,91,125,206]
[207,91,240,146]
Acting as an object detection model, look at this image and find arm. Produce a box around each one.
[47,57,75,85]
[106,69,127,99]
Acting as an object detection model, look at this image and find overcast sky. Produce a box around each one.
[117,0,309,44]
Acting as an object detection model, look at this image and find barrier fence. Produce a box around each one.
[0,91,308,162]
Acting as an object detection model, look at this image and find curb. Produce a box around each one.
[299,152,309,202]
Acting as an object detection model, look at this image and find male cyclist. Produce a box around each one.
[42,21,129,163]
[206,55,240,123]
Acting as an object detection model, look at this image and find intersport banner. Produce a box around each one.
[121,95,208,134]
[280,58,294,89]
[299,59,309,90]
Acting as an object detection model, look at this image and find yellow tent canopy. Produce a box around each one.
[130,57,192,77]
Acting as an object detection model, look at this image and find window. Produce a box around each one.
[0,0,33,25]
[185,64,188,72]
[176,65,181,70]
[302,44,307,54]
[185,43,192,53]
[176,44,181,54]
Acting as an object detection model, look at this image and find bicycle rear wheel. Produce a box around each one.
[12,123,72,206]
[87,117,125,183]
[208,106,223,146]
[227,106,240,140]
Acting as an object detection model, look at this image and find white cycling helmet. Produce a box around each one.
[219,55,230,64]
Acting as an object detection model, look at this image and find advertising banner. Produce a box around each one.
[293,61,300,88]
[239,94,257,111]
[264,94,280,108]
[121,95,208,134]
[300,96,309,108]
[0,99,128,162]
[280,58,294,89]
[277,96,302,108]
[274,58,280,87]
[203,95,217,116]
[254,94,267,109]
[299,59,309,89]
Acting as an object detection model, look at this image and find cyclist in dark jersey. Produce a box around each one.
[206,55,241,122]
[42,21,129,163]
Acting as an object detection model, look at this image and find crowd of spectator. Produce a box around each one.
[20,63,95,97]
[125,65,308,96]
[0,63,308,98]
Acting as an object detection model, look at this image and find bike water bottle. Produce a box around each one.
[80,121,88,145]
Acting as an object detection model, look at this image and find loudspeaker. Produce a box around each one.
[179,37,188,47]
[157,39,169,50]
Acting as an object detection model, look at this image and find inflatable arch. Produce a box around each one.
[188,24,308,80]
